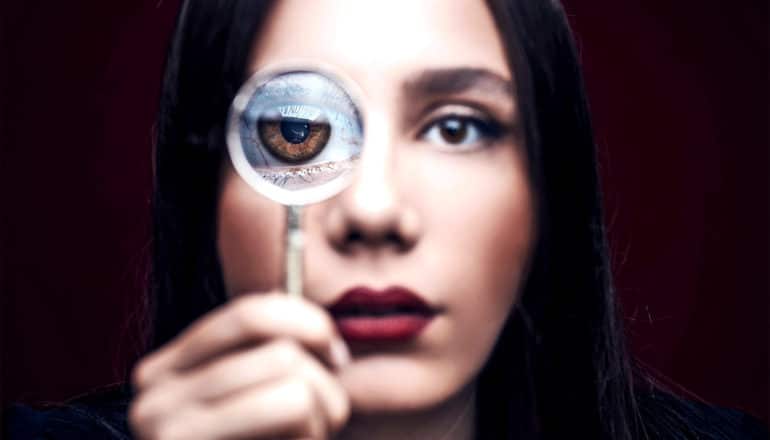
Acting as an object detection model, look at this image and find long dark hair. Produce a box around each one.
[477,1,640,437]
[123,1,758,439]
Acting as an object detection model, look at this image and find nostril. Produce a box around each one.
[346,230,365,244]
[384,231,406,248]
[338,227,412,253]
[325,201,420,254]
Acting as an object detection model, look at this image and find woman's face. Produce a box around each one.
[217,0,535,413]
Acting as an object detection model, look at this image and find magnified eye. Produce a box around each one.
[237,71,364,190]
[257,106,331,163]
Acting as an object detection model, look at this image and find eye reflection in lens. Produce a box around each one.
[258,110,331,163]
[231,69,364,197]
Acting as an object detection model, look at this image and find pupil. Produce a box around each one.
[441,119,466,143]
[280,117,311,144]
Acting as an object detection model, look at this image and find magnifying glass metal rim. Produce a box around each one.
[226,62,367,206]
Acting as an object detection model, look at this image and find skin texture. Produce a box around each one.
[130,0,535,439]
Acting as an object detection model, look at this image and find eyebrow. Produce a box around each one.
[402,67,514,98]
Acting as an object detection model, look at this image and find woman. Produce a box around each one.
[5,0,767,439]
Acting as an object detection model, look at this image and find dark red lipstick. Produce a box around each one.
[329,286,437,343]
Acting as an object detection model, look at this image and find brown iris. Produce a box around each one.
[258,113,331,163]
[438,118,468,144]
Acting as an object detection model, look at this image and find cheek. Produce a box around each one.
[414,146,535,367]
[217,166,284,296]
[419,147,534,291]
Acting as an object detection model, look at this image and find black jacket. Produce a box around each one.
[4,385,768,439]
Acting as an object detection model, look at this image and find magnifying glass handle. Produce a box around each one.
[285,205,304,298]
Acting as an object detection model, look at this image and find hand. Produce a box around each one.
[129,292,351,440]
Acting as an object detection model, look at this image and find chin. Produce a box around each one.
[339,354,467,414]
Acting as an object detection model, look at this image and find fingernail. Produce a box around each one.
[330,338,351,368]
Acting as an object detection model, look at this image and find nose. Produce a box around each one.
[324,112,420,255]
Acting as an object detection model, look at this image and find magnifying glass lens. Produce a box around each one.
[228,70,364,206]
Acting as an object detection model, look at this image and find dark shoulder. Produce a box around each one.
[637,389,769,440]
[3,384,133,440]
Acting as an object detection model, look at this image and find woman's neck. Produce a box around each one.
[336,383,476,440]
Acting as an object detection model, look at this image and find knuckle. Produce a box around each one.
[203,357,234,383]
[286,378,316,417]
[298,363,349,434]
[129,387,175,429]
[231,296,264,335]
[308,311,336,343]
[156,420,186,440]
[236,291,281,310]
[139,427,161,440]
[273,338,305,367]
[294,307,336,351]
[128,398,154,431]
[276,376,332,439]
[329,392,351,431]
[128,398,146,423]
[230,292,283,334]
[131,360,152,389]
[308,417,327,440]
[301,413,325,439]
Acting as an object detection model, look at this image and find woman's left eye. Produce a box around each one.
[421,116,500,150]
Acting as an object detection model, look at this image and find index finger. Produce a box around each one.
[133,292,350,389]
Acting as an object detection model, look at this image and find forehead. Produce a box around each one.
[250,0,511,92]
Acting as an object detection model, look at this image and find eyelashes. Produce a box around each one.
[257,157,359,190]
[419,111,505,151]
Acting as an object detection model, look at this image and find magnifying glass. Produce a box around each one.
[227,68,364,298]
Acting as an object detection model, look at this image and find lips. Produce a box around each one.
[328,286,437,343]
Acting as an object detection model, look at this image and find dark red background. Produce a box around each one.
[1,0,768,424]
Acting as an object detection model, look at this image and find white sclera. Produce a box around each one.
[227,69,364,206]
